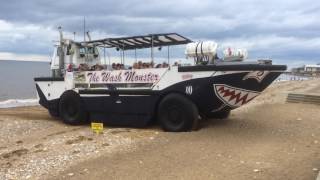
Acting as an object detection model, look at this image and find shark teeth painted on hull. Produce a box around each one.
[213,84,260,108]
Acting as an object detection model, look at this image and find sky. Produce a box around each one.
[0,0,319,68]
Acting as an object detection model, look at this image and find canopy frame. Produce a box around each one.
[83,33,192,50]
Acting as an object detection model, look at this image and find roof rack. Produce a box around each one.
[83,33,192,50]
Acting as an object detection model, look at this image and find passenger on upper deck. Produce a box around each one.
[77,63,104,71]
[91,64,104,71]
[132,61,155,69]
[111,63,126,70]
[155,62,169,68]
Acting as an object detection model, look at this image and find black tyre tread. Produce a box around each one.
[158,93,199,132]
[59,90,88,125]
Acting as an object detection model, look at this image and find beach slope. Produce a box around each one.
[0,79,319,180]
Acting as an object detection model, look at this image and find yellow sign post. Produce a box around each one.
[91,122,104,134]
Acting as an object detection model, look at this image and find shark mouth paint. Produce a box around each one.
[213,84,260,108]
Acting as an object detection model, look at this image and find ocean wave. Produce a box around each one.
[0,98,39,108]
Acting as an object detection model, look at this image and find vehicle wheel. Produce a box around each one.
[206,110,230,119]
[59,90,88,125]
[158,93,199,132]
[48,109,59,118]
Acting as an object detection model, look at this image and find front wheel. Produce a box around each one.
[59,90,88,125]
[158,93,199,132]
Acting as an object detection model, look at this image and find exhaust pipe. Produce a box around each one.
[58,26,65,77]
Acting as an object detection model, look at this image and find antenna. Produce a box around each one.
[83,17,87,62]
[57,26,64,77]
[151,35,154,63]
[86,31,92,41]
[83,16,86,42]
[167,46,170,64]
[58,26,63,42]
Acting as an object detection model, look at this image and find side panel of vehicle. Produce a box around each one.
[81,94,160,127]
[34,70,282,127]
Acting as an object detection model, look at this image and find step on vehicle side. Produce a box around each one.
[34,28,287,132]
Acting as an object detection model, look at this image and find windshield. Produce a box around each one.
[79,47,97,54]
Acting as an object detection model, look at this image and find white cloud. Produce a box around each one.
[0,20,58,55]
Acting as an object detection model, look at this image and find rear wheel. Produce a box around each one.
[59,90,88,125]
[206,110,230,119]
[158,93,199,132]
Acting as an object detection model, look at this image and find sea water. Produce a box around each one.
[0,60,49,107]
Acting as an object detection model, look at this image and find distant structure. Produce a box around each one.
[292,64,320,76]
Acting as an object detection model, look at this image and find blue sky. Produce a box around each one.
[0,0,319,67]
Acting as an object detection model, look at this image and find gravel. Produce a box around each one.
[0,107,159,179]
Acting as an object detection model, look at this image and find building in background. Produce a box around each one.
[291,64,320,76]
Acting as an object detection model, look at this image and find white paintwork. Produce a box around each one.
[36,81,66,100]
[153,66,216,90]
[65,72,74,89]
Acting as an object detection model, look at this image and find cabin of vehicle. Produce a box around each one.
[50,29,250,78]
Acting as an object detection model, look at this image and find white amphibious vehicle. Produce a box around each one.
[34,30,286,132]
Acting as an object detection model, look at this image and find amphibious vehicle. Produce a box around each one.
[34,29,286,132]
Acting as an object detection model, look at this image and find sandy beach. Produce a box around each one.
[0,79,320,180]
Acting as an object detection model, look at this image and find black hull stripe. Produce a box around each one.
[79,89,159,95]
[178,64,287,72]
[34,77,64,81]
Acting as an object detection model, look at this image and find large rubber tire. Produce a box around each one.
[206,110,230,119]
[48,109,59,118]
[158,93,199,132]
[59,90,88,125]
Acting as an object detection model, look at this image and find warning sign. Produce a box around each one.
[91,122,104,134]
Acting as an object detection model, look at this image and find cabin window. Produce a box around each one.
[94,47,99,57]
[66,44,72,55]
[87,47,94,54]
[79,46,99,58]
[79,47,86,57]
[79,47,86,54]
